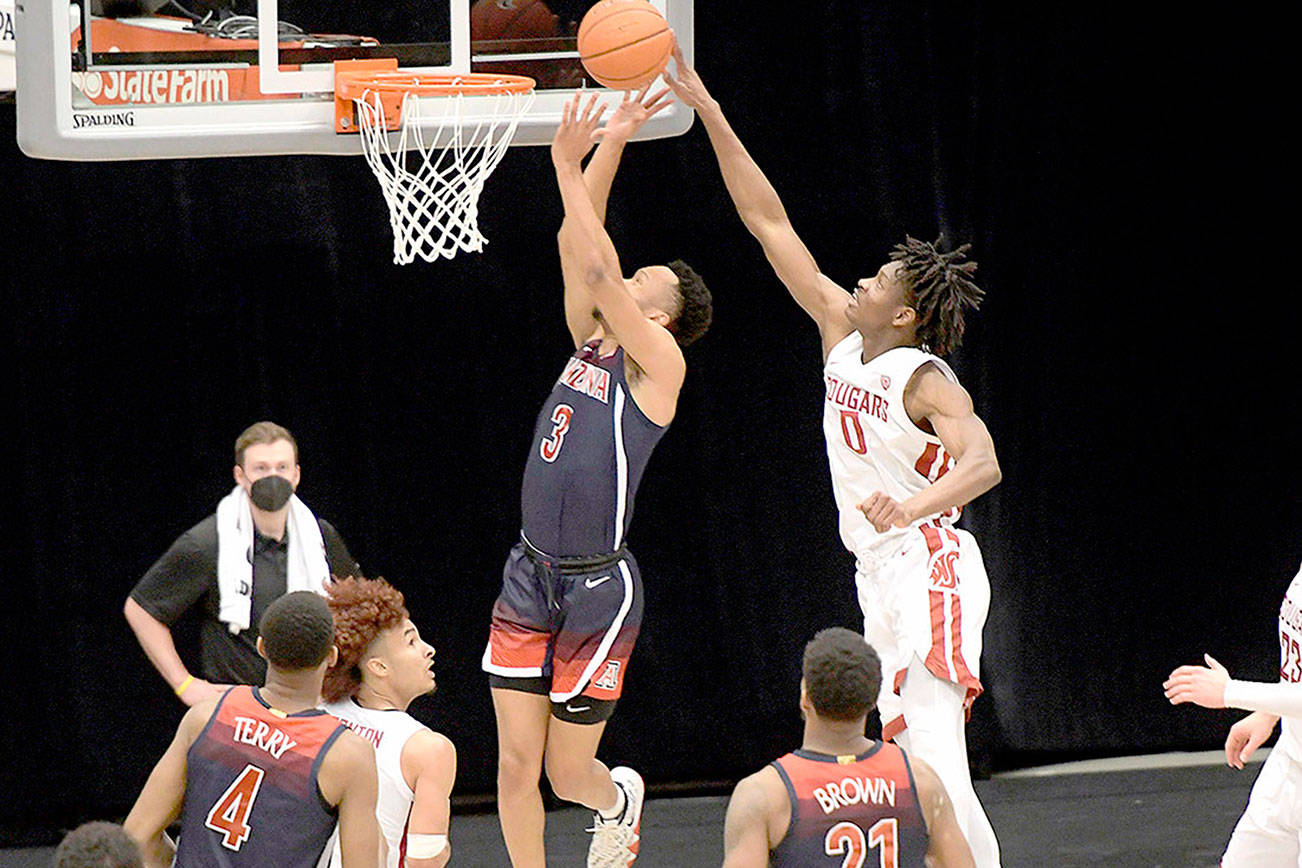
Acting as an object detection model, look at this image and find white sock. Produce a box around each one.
[598,781,626,820]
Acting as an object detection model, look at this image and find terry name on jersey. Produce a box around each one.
[825,374,888,423]
[231,716,298,759]
[559,357,611,404]
[811,774,899,814]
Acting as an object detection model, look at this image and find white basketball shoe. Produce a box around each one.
[586,766,644,867]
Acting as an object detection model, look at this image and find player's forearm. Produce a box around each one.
[902,450,1001,523]
[124,597,192,690]
[694,99,791,232]
[1226,679,1302,719]
[556,164,622,284]
[583,137,628,224]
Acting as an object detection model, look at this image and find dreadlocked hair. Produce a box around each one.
[322,575,408,703]
[890,236,983,356]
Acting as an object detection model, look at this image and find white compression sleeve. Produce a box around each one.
[1224,679,1302,718]
[405,834,448,860]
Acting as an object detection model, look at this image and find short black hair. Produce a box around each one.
[890,236,983,356]
[55,822,142,868]
[259,591,335,671]
[802,628,882,722]
[666,260,712,347]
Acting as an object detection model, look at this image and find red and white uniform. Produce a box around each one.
[1221,563,1302,867]
[823,337,988,717]
[320,699,431,868]
[822,335,1000,868]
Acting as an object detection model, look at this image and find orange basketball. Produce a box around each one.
[576,0,672,90]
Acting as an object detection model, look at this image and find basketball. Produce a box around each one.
[576,0,672,90]
[471,0,560,43]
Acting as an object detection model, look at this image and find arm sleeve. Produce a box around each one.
[129,519,217,626]
[319,519,362,578]
[1224,679,1302,719]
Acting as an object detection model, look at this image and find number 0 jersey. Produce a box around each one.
[770,743,927,867]
[520,340,667,557]
[823,336,963,566]
[176,686,346,868]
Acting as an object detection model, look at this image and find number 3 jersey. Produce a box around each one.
[176,686,347,868]
[770,742,928,867]
[520,340,667,557]
[823,336,963,566]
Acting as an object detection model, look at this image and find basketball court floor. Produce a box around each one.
[3,750,1259,867]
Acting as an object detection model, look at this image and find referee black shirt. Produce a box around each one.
[130,514,360,685]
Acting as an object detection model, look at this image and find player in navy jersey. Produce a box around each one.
[124,592,380,868]
[723,628,973,867]
[481,88,712,868]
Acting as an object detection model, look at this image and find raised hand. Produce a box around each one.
[551,91,607,167]
[660,35,712,110]
[1163,653,1230,709]
[599,83,675,144]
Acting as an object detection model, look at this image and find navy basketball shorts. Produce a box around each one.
[483,543,643,724]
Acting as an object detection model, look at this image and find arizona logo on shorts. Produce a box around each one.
[593,660,621,691]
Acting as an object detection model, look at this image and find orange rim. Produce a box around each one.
[337,71,536,101]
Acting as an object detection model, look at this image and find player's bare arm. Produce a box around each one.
[562,86,674,347]
[909,756,976,868]
[1224,711,1280,769]
[124,699,216,868]
[662,41,852,355]
[721,768,786,868]
[553,93,686,424]
[401,730,458,868]
[318,729,381,868]
[859,364,1001,532]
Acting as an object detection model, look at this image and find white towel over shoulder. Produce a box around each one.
[215,484,330,634]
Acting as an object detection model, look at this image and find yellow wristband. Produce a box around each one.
[174,675,195,697]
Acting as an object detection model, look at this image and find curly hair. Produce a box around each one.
[802,627,882,722]
[666,260,713,347]
[322,576,409,703]
[890,236,984,356]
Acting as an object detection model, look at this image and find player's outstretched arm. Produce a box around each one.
[662,41,851,353]
[860,365,1000,531]
[721,770,781,868]
[124,700,215,868]
[1166,653,1302,718]
[554,94,686,401]
[319,730,381,868]
[911,756,976,868]
[562,86,673,347]
[402,730,458,868]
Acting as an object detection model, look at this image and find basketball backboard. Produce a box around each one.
[15,0,694,159]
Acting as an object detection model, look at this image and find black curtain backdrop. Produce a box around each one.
[2,1,1298,842]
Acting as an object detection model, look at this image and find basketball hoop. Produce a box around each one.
[335,61,536,264]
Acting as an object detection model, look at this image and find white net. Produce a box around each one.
[354,85,535,264]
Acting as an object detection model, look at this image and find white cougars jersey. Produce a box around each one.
[823,336,962,565]
[1277,565,1302,762]
[321,698,430,868]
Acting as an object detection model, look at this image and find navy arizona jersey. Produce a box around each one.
[520,340,666,556]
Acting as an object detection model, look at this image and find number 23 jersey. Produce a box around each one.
[1277,564,1302,762]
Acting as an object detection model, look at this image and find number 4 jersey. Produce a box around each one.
[770,743,927,867]
[176,686,348,867]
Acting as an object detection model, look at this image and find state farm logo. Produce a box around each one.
[72,68,231,103]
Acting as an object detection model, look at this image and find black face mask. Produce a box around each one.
[249,475,294,511]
